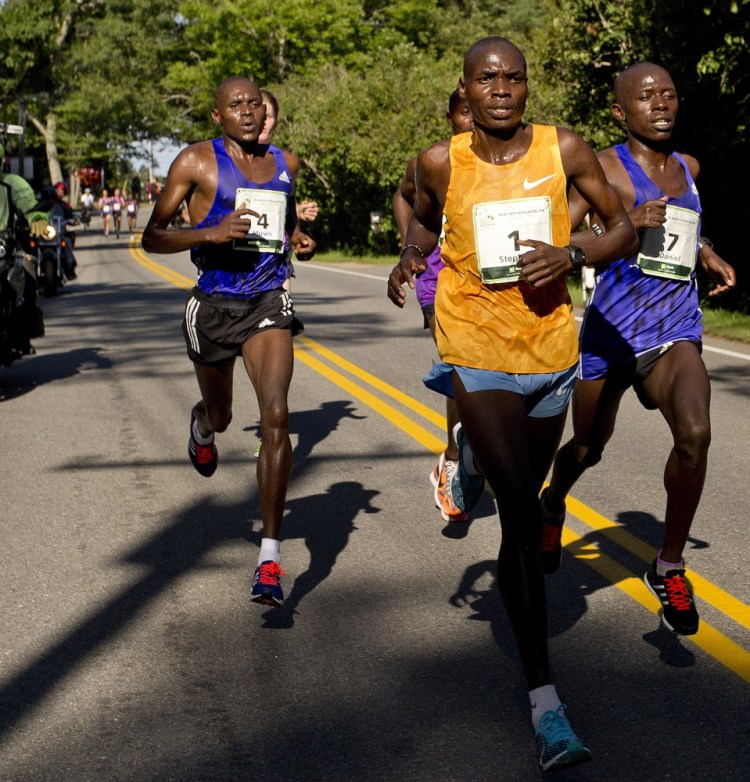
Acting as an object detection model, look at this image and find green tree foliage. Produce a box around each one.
[164,0,540,251]
[0,0,182,186]
[270,44,462,251]
[165,0,372,138]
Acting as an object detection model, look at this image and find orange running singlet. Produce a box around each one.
[435,125,578,374]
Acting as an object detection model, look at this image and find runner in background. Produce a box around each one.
[125,191,139,233]
[391,89,473,523]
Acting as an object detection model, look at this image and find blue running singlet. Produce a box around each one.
[190,139,293,298]
[579,144,703,380]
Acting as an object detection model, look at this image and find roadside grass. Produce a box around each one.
[699,307,750,344]
[311,251,750,344]
[311,250,399,266]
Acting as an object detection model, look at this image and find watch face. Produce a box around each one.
[570,246,585,266]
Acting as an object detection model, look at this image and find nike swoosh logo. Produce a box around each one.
[523,174,555,190]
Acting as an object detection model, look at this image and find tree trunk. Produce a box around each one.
[28,112,64,186]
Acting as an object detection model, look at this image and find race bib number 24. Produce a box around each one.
[233,188,287,252]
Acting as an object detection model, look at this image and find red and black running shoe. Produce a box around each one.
[188,410,217,477]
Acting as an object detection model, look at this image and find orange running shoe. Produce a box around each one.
[430,452,469,522]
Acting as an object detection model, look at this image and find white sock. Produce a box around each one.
[656,550,683,576]
[530,685,562,730]
[258,538,280,565]
[192,417,214,445]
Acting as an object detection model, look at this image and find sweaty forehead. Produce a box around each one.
[465,41,525,76]
[617,65,675,100]
[215,78,261,106]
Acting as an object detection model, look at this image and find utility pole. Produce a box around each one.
[17,98,25,178]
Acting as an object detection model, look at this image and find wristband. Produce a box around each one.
[697,236,713,250]
[400,243,425,259]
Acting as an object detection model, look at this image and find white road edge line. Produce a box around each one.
[300,263,750,361]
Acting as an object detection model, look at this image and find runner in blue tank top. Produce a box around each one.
[542,63,735,637]
[143,76,316,609]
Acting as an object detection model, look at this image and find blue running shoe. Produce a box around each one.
[251,560,286,606]
[535,706,593,772]
[449,424,484,513]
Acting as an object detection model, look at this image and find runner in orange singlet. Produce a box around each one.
[388,37,637,772]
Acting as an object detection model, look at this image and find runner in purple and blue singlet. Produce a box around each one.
[142,76,315,610]
[543,63,735,640]
[579,143,703,379]
[190,137,293,298]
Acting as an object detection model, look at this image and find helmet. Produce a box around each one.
[54,181,68,194]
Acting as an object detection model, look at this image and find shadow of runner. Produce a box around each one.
[0,477,380,734]
[243,400,367,462]
[257,481,381,628]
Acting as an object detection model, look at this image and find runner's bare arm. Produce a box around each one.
[280,152,316,260]
[387,143,448,307]
[393,157,417,242]
[519,132,636,287]
[142,144,252,253]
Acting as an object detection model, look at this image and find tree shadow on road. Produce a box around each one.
[0,346,112,401]
[0,398,382,736]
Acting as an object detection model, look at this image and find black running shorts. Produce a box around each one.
[182,287,295,364]
[609,339,702,410]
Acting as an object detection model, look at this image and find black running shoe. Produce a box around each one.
[644,560,699,636]
[188,410,217,477]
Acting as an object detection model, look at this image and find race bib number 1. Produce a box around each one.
[473,196,552,283]
[233,188,287,252]
[637,205,700,281]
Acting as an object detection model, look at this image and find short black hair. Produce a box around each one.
[613,62,673,104]
[448,89,462,114]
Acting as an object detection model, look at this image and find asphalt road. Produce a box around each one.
[1,211,749,781]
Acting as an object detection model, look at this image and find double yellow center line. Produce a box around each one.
[129,235,750,684]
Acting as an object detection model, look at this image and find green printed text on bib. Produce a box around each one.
[637,205,700,281]
[233,188,286,252]
[473,197,552,283]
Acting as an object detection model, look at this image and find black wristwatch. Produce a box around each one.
[567,245,586,268]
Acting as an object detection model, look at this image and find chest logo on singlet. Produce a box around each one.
[523,174,555,190]
[278,170,291,184]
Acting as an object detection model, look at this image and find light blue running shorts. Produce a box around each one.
[423,361,577,418]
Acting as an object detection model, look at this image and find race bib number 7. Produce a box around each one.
[637,205,700,281]
[473,196,552,283]
[233,188,287,252]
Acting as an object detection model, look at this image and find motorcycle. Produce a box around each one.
[80,205,92,230]
[0,209,44,367]
[31,203,76,297]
